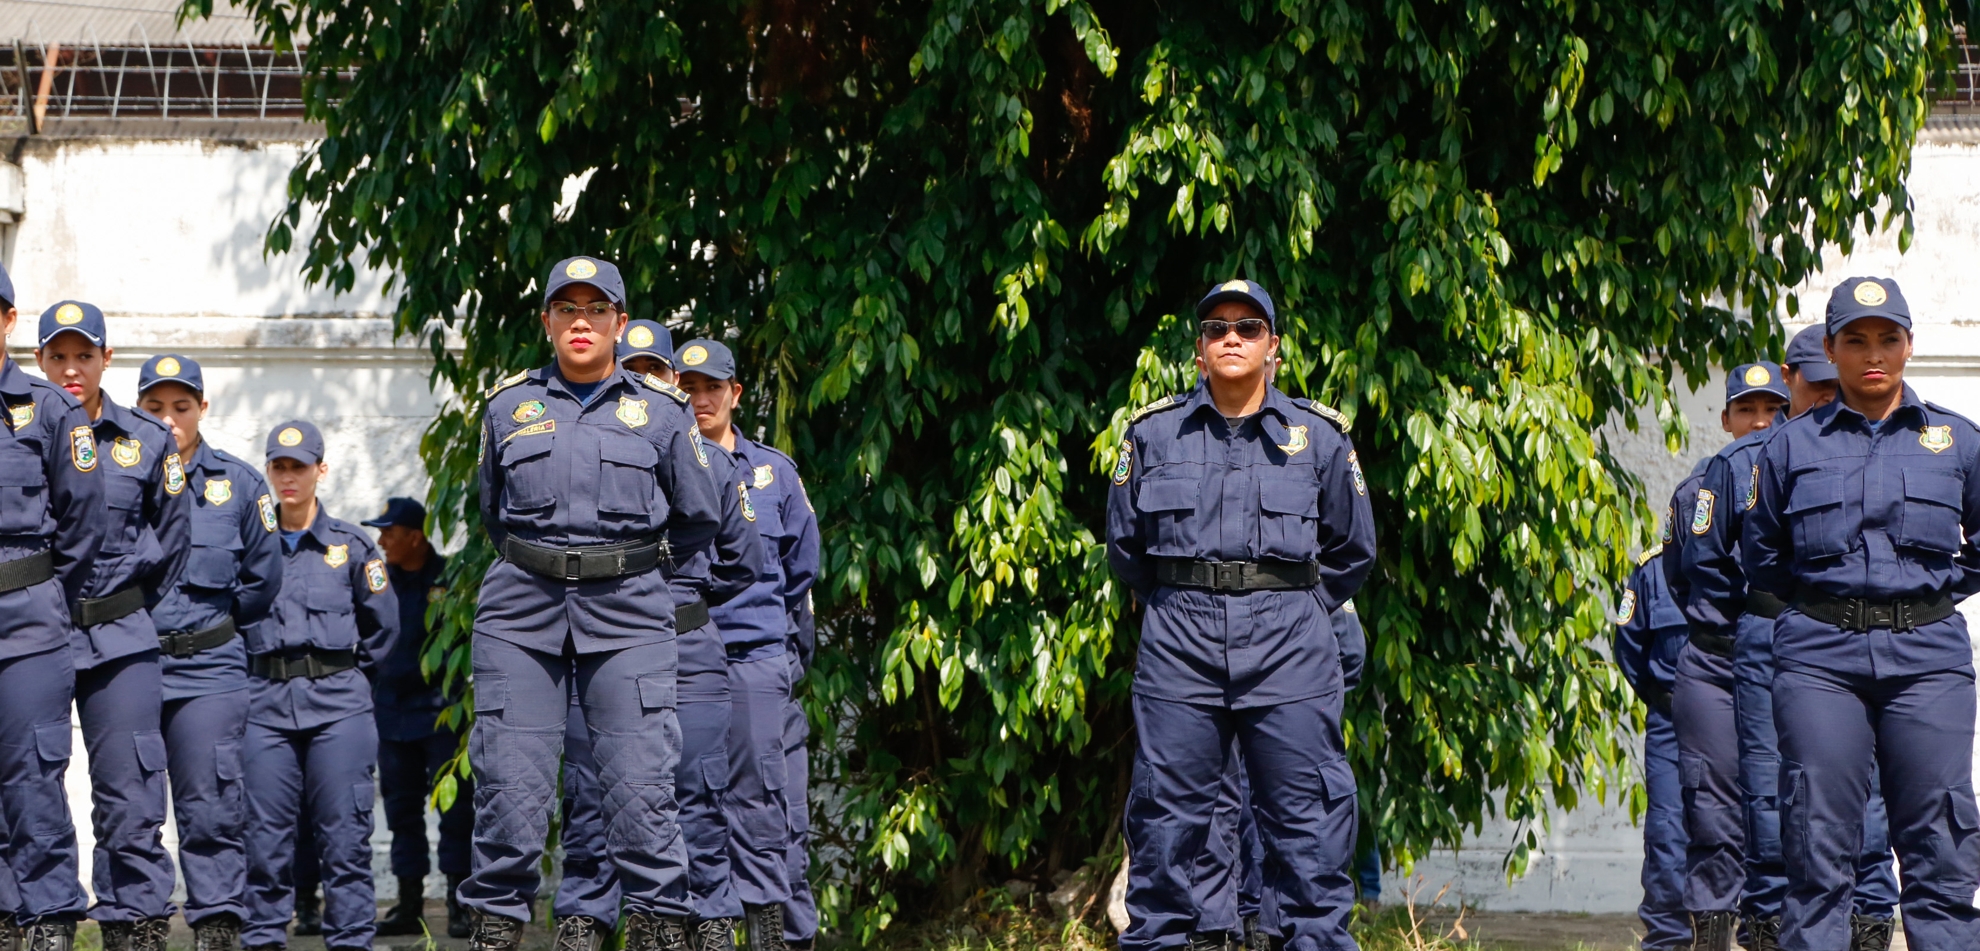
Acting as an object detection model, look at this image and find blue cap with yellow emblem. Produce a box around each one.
[543,256,626,306]
[1727,362,1789,403]
[1195,279,1277,328]
[675,338,737,381]
[619,319,674,366]
[1825,276,1910,335]
[266,419,325,465]
[1783,324,1838,384]
[37,300,108,348]
[138,353,204,397]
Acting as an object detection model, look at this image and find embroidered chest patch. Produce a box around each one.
[324,544,349,568]
[112,437,142,468]
[1277,425,1309,457]
[205,479,233,505]
[513,400,546,423]
[1920,425,1954,454]
[616,397,649,428]
[7,402,32,430]
[753,464,775,489]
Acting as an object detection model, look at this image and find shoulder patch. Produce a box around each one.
[1292,398,1352,433]
[1691,488,1716,535]
[70,426,98,472]
[257,494,278,532]
[1111,438,1133,485]
[164,453,186,495]
[1127,395,1183,424]
[1617,587,1638,624]
[1637,543,1664,565]
[364,559,388,593]
[486,370,529,399]
[642,374,691,404]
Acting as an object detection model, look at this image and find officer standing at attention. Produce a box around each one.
[1106,280,1376,951]
[31,302,191,951]
[674,338,820,951]
[0,264,107,951]
[553,318,762,951]
[137,355,285,951]
[239,420,399,951]
[1614,538,1693,951]
[364,497,473,940]
[1745,277,1980,950]
[1682,333,1898,951]
[459,257,720,951]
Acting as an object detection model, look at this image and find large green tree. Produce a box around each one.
[210,0,1955,934]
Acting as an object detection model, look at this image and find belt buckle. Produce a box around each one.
[561,551,584,583]
[1213,562,1242,591]
[1892,600,1914,633]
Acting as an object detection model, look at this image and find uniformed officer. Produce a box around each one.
[137,355,284,951]
[363,497,473,939]
[239,420,399,951]
[1745,277,1980,950]
[1106,280,1375,951]
[0,265,109,951]
[1614,542,1693,951]
[1682,335,1898,951]
[29,303,190,951]
[460,257,721,951]
[553,318,763,951]
[675,339,820,951]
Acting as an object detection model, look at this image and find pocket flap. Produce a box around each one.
[1134,478,1196,513]
[498,433,556,465]
[1785,474,1844,514]
[353,780,376,813]
[1259,479,1320,517]
[305,582,355,613]
[1679,754,1707,790]
[35,718,71,762]
[1318,756,1357,801]
[473,676,508,713]
[599,437,658,469]
[0,446,46,487]
[1903,467,1965,507]
[215,740,243,782]
[1746,755,1780,798]
[638,672,678,710]
[134,730,168,772]
[700,751,731,790]
[760,751,789,792]
[191,518,245,550]
[1952,783,1979,832]
[1781,764,1803,807]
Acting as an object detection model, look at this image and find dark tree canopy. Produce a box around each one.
[208,0,1956,932]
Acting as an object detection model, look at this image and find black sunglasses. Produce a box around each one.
[1200,318,1270,341]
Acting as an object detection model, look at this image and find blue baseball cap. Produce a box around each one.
[138,354,204,396]
[37,300,107,349]
[675,339,736,381]
[543,256,626,307]
[362,496,427,530]
[266,419,325,465]
[1727,362,1789,403]
[619,319,674,366]
[1783,324,1838,383]
[0,261,13,310]
[1195,279,1277,328]
[1825,277,1910,335]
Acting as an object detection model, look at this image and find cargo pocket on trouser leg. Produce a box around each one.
[1947,783,1979,908]
[467,674,554,848]
[1780,765,1809,876]
[602,673,681,850]
[29,719,73,835]
[1748,754,1783,865]
[740,752,790,845]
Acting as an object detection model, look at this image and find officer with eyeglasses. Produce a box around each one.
[458,258,722,951]
[1106,280,1376,951]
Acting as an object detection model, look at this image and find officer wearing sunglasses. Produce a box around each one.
[1106,280,1376,951]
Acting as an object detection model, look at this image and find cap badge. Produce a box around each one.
[257,494,278,531]
[681,345,708,367]
[7,402,33,431]
[1111,439,1133,485]
[1220,279,1250,292]
[1348,449,1367,496]
[1920,425,1954,454]
[365,559,388,593]
[616,397,649,429]
[1691,488,1716,535]
[628,326,655,348]
[205,479,233,506]
[1854,280,1888,306]
[1277,424,1309,457]
[1617,588,1637,624]
[277,427,304,447]
[324,544,349,568]
[155,356,181,377]
[164,452,185,495]
[513,400,546,423]
[70,426,98,472]
[566,258,598,279]
[1744,365,1771,386]
[753,464,775,489]
[739,482,757,521]
[112,437,142,468]
[54,303,84,326]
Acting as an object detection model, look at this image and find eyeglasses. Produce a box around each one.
[547,302,619,319]
[1200,318,1270,341]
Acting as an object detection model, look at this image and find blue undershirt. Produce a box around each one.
[567,379,604,406]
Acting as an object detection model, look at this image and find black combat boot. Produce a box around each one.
[1690,911,1736,951]
[468,912,525,951]
[21,919,75,951]
[691,918,738,951]
[99,922,134,951]
[0,919,16,951]
[377,876,428,935]
[293,890,323,936]
[553,915,607,951]
[1743,915,1781,951]
[1183,931,1227,951]
[446,875,470,939]
[625,914,691,951]
[1242,915,1278,951]
[1849,915,1895,951]
[742,906,787,951]
[131,918,170,951]
[193,914,241,951]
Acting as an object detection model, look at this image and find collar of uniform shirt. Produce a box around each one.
[93,394,141,436]
[1180,379,1298,443]
[1820,382,1926,430]
[0,355,36,398]
[545,364,634,405]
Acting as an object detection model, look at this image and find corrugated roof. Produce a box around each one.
[0,0,271,47]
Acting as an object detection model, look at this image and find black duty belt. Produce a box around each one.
[502,536,668,583]
[1746,590,1787,620]
[0,550,54,594]
[159,617,237,659]
[1689,630,1735,659]
[676,597,709,632]
[251,649,357,682]
[75,585,144,628]
[1154,558,1320,592]
[1793,590,1956,633]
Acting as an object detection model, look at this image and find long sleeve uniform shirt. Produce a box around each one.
[0,357,106,662]
[665,411,762,616]
[248,507,399,731]
[71,396,191,669]
[711,434,817,659]
[154,441,284,701]
[1615,550,1687,707]
[1657,458,1713,618]
[1679,424,1779,649]
[373,553,447,741]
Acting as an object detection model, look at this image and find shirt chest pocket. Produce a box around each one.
[498,433,558,512]
[1257,476,1321,560]
[752,492,786,563]
[1786,471,1850,559]
[0,439,47,535]
[1897,466,1966,554]
[185,515,244,590]
[101,470,146,554]
[302,575,358,648]
[598,436,658,519]
[1134,478,1199,554]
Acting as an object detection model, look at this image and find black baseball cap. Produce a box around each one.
[1783,325,1838,383]
[362,496,427,530]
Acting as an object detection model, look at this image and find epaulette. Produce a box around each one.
[1292,397,1351,433]
[642,374,690,404]
[1925,400,1980,432]
[1128,395,1183,424]
[1637,544,1663,565]
[486,370,529,399]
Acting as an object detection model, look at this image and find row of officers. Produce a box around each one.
[1616,278,1980,951]
[0,256,824,951]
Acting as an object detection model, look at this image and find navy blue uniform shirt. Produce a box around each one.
[710,435,817,658]
[72,396,191,667]
[1744,384,1980,677]
[248,506,399,730]
[476,366,722,653]
[154,440,284,701]
[1615,548,1687,703]
[373,552,447,741]
[665,413,762,615]
[1657,458,1712,613]
[0,356,107,661]
[1680,426,1778,643]
[1105,381,1376,706]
